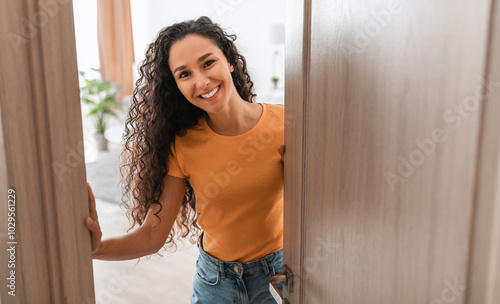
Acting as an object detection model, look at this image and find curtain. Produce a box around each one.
[97,0,135,103]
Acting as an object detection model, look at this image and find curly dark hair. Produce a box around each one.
[118,16,256,259]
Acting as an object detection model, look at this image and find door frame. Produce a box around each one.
[284,0,310,303]
[0,0,95,303]
[466,0,500,302]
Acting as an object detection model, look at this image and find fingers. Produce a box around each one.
[85,215,100,234]
[85,216,94,229]
[86,182,102,253]
[87,182,98,220]
[278,144,286,161]
[85,215,102,253]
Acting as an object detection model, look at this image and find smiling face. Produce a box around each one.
[168,34,236,113]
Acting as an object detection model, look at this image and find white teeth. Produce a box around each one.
[201,85,219,99]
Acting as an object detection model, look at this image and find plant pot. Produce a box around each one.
[272,80,279,89]
[94,133,108,151]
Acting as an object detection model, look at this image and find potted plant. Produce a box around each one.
[272,76,279,89]
[79,69,121,151]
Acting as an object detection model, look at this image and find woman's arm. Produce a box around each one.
[92,224,160,261]
[86,174,186,261]
[146,174,187,254]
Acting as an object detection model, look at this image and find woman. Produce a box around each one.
[85,16,286,303]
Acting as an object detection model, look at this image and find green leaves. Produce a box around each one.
[79,69,121,134]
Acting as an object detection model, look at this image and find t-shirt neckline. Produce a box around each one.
[203,103,268,141]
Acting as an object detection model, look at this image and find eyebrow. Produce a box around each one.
[173,52,214,74]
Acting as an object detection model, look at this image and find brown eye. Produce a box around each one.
[204,60,215,67]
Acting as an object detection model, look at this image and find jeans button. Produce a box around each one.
[233,266,241,273]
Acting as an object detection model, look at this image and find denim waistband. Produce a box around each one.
[196,231,283,279]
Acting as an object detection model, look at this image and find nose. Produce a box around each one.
[194,72,210,90]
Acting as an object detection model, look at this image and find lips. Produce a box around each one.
[198,85,221,99]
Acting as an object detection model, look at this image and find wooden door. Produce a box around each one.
[283,0,500,303]
[0,0,95,303]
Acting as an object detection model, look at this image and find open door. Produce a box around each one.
[0,0,95,303]
[280,0,500,303]
[3,0,500,304]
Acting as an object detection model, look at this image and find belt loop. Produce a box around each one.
[260,259,270,276]
[219,261,226,279]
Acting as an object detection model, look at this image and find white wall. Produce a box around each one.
[130,0,285,104]
[72,0,100,75]
[72,0,285,103]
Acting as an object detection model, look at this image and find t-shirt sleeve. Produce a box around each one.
[166,139,187,179]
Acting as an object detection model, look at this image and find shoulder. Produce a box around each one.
[171,117,208,149]
[264,102,284,110]
[262,103,284,123]
[259,103,284,131]
[262,103,284,118]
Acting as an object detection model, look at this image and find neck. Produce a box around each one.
[206,98,262,136]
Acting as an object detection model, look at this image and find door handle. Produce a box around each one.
[269,264,294,304]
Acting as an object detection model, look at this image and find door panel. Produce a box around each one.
[285,0,500,303]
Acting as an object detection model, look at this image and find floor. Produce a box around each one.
[92,198,199,304]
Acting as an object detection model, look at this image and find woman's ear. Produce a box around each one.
[230,64,234,72]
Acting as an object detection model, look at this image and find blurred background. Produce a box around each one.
[73,0,285,303]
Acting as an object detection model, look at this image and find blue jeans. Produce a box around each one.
[191,231,284,304]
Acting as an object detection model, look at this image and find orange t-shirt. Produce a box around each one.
[166,103,284,262]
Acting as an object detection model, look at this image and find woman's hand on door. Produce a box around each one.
[85,182,103,256]
[279,144,286,162]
